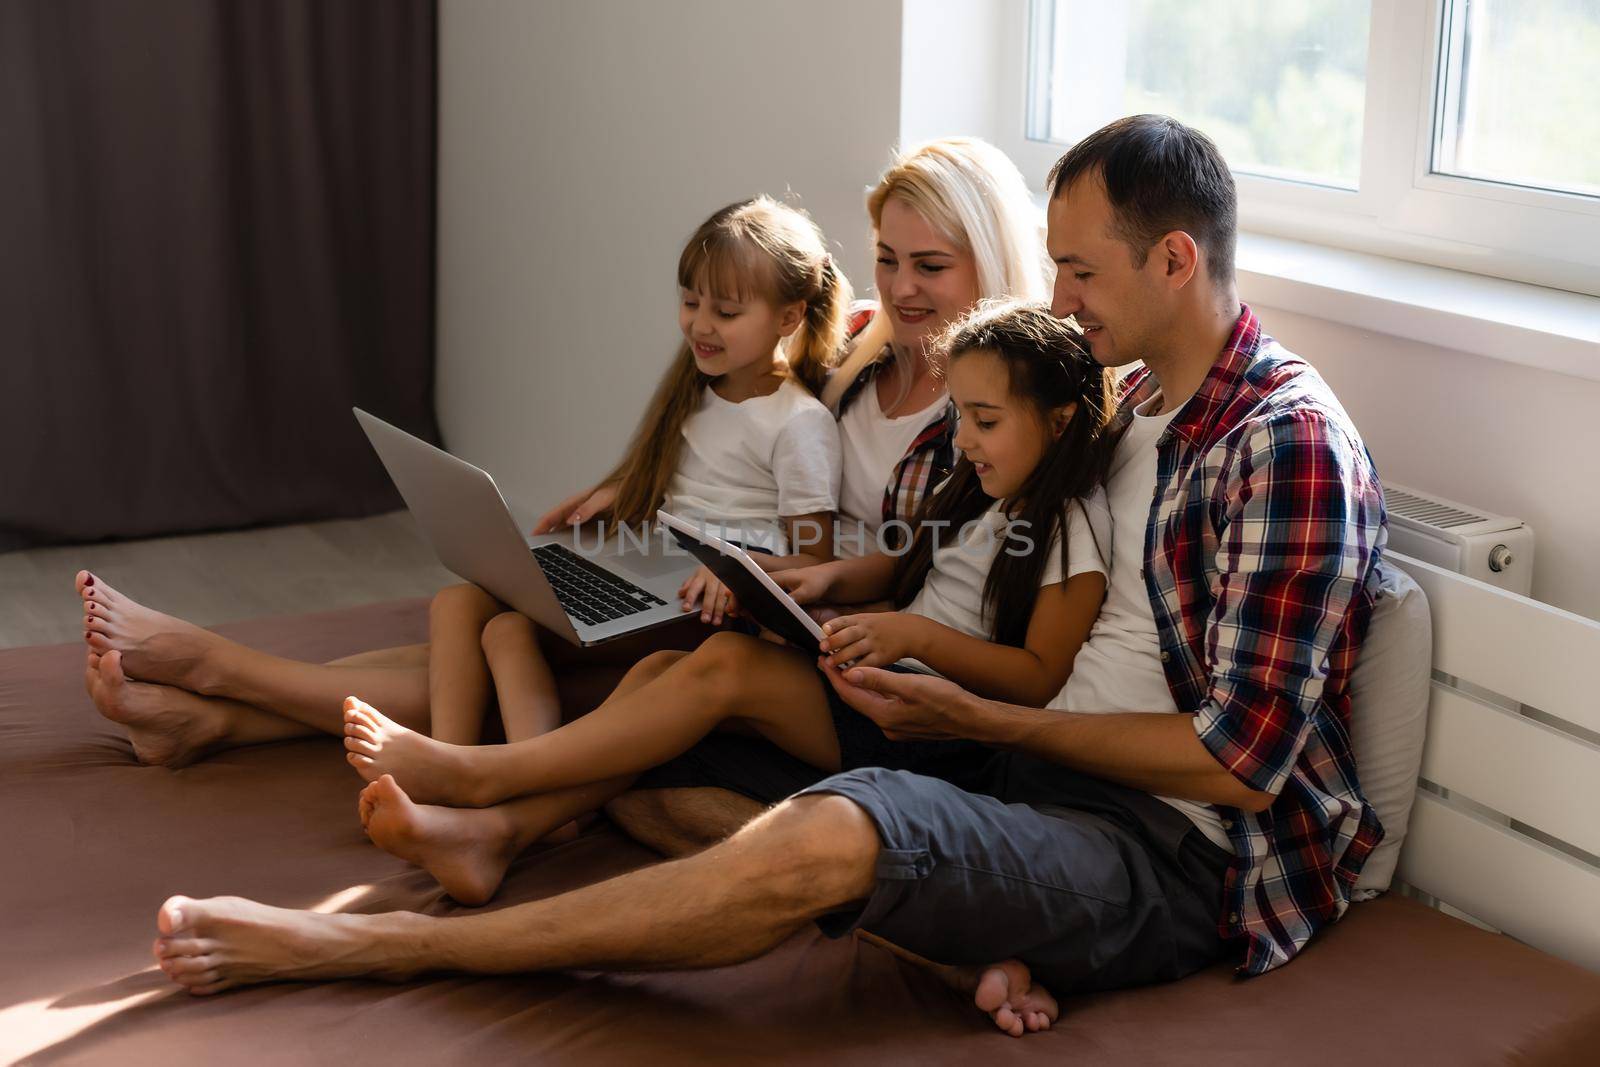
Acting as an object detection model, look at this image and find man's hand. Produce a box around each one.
[679,565,739,625]
[818,658,980,742]
[532,483,618,534]
[818,612,927,670]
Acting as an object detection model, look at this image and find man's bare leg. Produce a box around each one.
[154,794,872,992]
[79,572,431,734]
[341,633,840,806]
[605,788,765,857]
[424,585,504,745]
[152,793,1057,1035]
[600,787,1054,1030]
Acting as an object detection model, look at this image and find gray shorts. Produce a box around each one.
[797,753,1233,993]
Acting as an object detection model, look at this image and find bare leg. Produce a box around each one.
[78,571,430,735]
[357,774,630,905]
[599,786,1054,1030]
[85,651,312,767]
[155,793,877,985]
[493,612,723,740]
[342,633,840,807]
[480,611,561,742]
[152,794,1059,1035]
[425,584,504,745]
[360,648,682,901]
[605,788,766,857]
[328,645,429,669]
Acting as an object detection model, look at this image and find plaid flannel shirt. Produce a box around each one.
[833,306,955,544]
[1121,305,1387,975]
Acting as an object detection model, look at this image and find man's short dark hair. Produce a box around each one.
[1048,114,1237,287]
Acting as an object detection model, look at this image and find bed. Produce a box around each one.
[4,572,1599,1065]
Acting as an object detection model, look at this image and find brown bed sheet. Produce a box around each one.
[4,600,1600,1065]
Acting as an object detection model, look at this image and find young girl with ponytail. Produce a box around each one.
[422,195,852,756]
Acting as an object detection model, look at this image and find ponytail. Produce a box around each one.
[599,196,853,527]
[784,252,852,396]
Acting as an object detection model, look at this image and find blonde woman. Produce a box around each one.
[827,137,1048,559]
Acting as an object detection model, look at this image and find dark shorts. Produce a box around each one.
[823,664,989,783]
[632,664,990,802]
[797,753,1233,993]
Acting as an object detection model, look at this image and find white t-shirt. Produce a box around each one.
[1054,393,1233,853]
[662,378,841,554]
[835,375,947,558]
[900,490,1111,673]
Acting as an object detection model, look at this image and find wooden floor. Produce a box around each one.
[0,510,454,649]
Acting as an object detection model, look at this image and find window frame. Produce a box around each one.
[998,0,1600,297]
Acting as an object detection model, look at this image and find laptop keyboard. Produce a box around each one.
[531,542,668,628]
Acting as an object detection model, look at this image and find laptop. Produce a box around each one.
[354,408,700,646]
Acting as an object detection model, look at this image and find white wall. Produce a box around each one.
[899,0,1005,148]
[1248,305,1600,621]
[436,0,903,524]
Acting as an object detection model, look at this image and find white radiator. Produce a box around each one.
[1383,482,1534,596]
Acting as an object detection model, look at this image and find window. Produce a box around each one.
[1029,1,1371,190]
[1432,0,1600,199]
[1006,0,1600,295]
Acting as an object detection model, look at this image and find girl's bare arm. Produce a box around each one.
[915,572,1104,705]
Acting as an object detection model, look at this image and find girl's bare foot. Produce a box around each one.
[358,775,519,906]
[152,894,416,995]
[85,650,228,767]
[77,571,226,690]
[343,698,483,806]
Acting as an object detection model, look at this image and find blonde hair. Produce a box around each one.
[607,196,853,527]
[822,137,1049,411]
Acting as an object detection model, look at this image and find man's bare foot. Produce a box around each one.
[856,931,1059,1037]
[153,894,416,995]
[969,958,1058,1037]
[358,775,519,906]
[86,650,228,767]
[77,571,225,690]
[343,698,485,806]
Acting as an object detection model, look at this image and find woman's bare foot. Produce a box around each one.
[77,571,226,690]
[85,650,229,767]
[153,894,417,995]
[343,698,484,806]
[969,959,1059,1037]
[358,775,519,906]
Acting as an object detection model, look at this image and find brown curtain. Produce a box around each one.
[0,0,438,551]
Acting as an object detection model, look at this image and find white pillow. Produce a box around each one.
[1348,556,1433,896]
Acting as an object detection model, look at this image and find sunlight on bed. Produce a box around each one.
[0,981,168,1063]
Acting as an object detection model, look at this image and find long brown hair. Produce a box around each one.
[891,301,1115,647]
[605,197,853,526]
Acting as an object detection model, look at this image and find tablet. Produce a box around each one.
[656,510,826,656]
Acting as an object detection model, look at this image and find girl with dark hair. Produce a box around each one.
[335,302,1114,905]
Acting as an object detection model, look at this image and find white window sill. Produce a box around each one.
[1238,234,1600,383]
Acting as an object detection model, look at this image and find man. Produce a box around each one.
[151,115,1386,1032]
